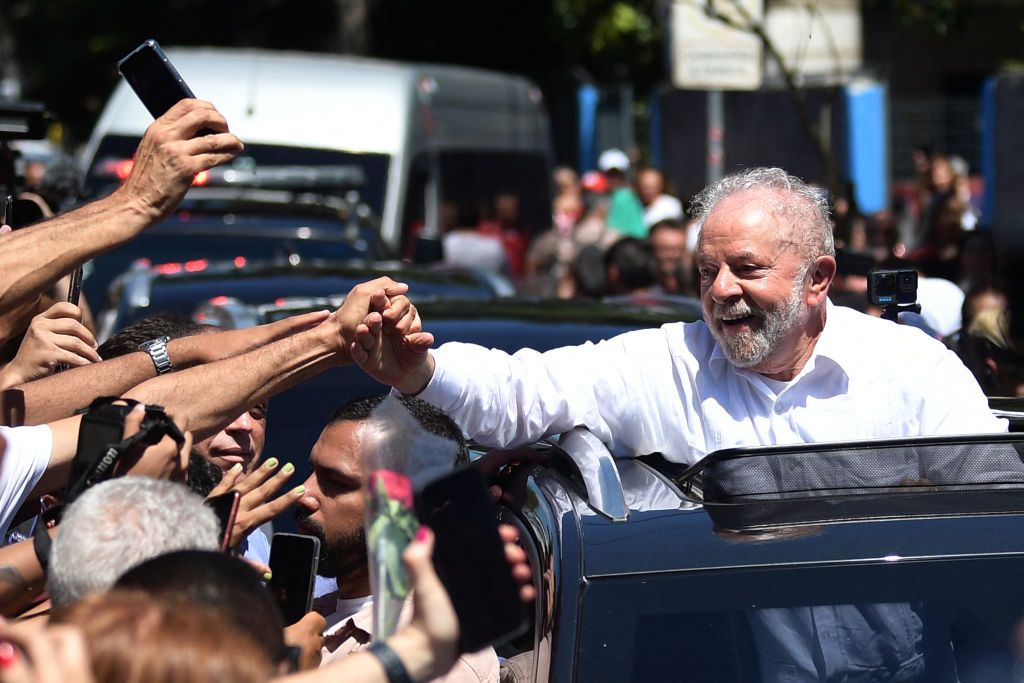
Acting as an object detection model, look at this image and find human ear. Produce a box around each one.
[806,256,837,306]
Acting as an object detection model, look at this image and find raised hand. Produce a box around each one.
[0,302,100,387]
[117,403,192,483]
[318,277,411,361]
[350,298,435,395]
[206,457,305,550]
[117,99,244,222]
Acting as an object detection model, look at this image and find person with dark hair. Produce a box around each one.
[637,167,683,227]
[95,313,204,360]
[115,550,291,665]
[603,237,657,296]
[52,590,277,683]
[648,219,693,295]
[598,149,646,239]
[294,395,494,680]
[441,201,506,273]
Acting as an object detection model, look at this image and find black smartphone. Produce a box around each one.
[415,465,528,653]
[205,491,240,552]
[268,532,321,625]
[117,39,198,120]
[1,194,11,227]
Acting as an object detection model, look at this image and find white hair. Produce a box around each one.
[48,477,220,607]
[690,167,835,266]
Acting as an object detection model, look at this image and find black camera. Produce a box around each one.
[868,268,918,306]
[66,397,185,503]
[1,101,53,229]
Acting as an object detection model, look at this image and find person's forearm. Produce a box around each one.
[2,314,330,427]
[0,191,152,315]
[0,528,53,618]
[125,326,346,440]
[3,336,203,427]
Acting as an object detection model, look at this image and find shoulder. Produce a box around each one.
[0,424,52,460]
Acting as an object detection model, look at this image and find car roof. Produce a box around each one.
[513,433,1024,580]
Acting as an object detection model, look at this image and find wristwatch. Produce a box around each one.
[139,336,173,375]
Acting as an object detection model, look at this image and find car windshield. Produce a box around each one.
[579,555,1024,682]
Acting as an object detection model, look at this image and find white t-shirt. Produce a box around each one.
[917,276,965,338]
[419,301,1005,463]
[442,232,506,273]
[0,425,52,539]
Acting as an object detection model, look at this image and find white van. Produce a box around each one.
[81,47,553,256]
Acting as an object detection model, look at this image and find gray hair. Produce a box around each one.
[690,167,835,267]
[48,477,220,607]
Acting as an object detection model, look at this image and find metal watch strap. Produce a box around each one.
[367,641,414,683]
[140,336,172,375]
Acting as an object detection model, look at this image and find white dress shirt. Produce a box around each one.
[419,301,1005,464]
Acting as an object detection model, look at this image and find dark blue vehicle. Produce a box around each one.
[491,432,1024,682]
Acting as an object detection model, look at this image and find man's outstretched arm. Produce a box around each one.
[125,279,414,440]
[0,99,243,315]
[1,310,329,427]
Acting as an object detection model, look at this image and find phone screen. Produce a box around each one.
[117,39,197,120]
[268,533,320,625]
[204,491,240,552]
[415,465,528,653]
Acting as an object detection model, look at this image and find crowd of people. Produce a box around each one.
[1,91,1023,683]
[0,100,534,683]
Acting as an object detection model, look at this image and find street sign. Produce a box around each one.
[671,0,764,91]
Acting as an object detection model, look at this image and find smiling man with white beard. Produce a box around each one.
[351,167,1006,463]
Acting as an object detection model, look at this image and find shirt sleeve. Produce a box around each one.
[0,424,53,539]
[418,334,659,453]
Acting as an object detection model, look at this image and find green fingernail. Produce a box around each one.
[291,485,305,495]
[282,463,295,474]
[264,457,279,469]
[263,572,273,581]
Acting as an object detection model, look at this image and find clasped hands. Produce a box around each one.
[330,277,435,395]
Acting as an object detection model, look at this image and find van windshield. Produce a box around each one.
[84,135,390,216]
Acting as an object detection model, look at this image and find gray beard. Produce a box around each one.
[709,280,808,369]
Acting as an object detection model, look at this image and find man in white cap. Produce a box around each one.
[598,148,647,239]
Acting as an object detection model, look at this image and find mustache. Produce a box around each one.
[293,507,322,535]
[713,299,762,320]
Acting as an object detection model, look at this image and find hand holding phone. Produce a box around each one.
[205,491,241,552]
[117,39,215,135]
[268,532,321,625]
[415,466,528,653]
